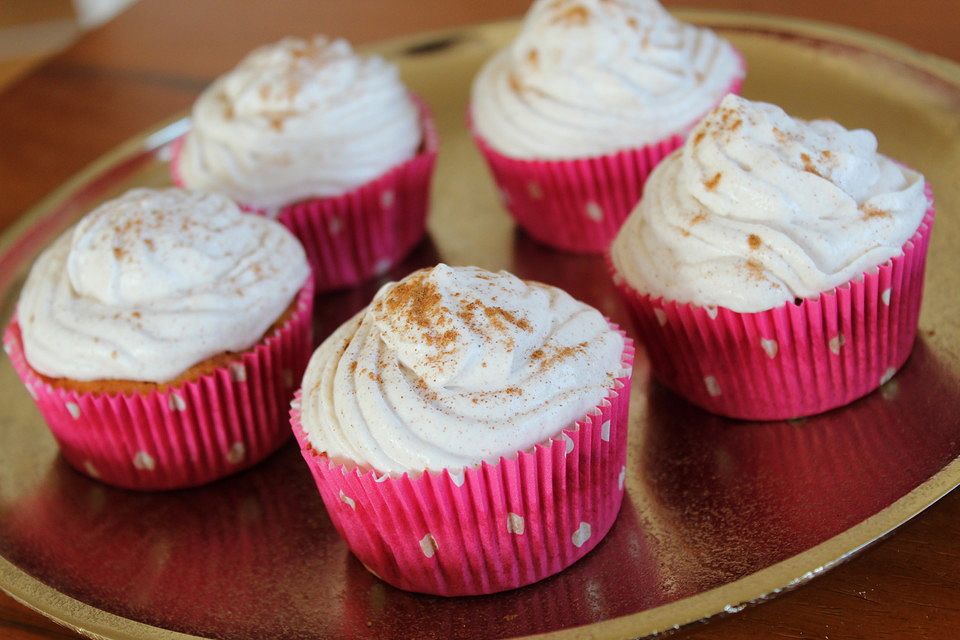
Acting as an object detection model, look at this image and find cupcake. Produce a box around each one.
[610,95,934,420]
[290,264,634,595]
[172,35,438,293]
[470,0,745,254]
[4,188,314,490]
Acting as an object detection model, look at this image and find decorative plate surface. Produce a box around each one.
[1,11,959,640]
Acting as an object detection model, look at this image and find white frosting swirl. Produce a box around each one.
[177,36,421,208]
[18,188,310,382]
[611,95,929,313]
[470,0,743,159]
[299,264,626,474]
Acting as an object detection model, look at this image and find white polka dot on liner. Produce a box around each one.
[572,522,592,548]
[760,338,778,359]
[133,451,156,471]
[829,334,845,356]
[704,376,722,398]
[230,363,246,382]
[506,513,525,535]
[419,533,438,558]
[585,201,604,222]
[374,258,392,276]
[168,393,187,412]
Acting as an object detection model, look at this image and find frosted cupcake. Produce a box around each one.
[4,188,314,490]
[610,95,934,420]
[172,35,438,292]
[290,264,634,595]
[470,0,745,253]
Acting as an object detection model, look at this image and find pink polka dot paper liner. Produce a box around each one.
[2,277,315,491]
[469,55,745,255]
[290,328,635,596]
[610,186,935,421]
[171,95,438,294]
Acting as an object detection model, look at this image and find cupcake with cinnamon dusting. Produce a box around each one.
[470,0,745,253]
[4,188,314,489]
[610,95,934,420]
[172,35,438,292]
[291,264,635,594]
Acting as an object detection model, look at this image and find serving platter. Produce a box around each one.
[1,10,959,640]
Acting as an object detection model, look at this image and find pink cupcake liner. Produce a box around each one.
[470,55,745,255]
[291,327,635,596]
[171,95,438,294]
[3,277,315,491]
[610,186,935,421]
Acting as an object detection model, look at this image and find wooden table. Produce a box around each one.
[1,1,957,638]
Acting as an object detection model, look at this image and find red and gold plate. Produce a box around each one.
[0,10,959,640]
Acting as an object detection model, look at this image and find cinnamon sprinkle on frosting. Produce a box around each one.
[745,258,766,281]
[611,94,929,314]
[383,270,449,331]
[299,264,626,473]
[861,204,891,220]
[18,188,309,382]
[704,172,722,191]
[552,5,590,25]
[800,152,823,177]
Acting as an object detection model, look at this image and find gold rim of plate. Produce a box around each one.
[1,10,959,640]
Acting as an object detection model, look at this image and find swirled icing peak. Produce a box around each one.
[299,265,627,474]
[372,265,553,390]
[470,0,743,159]
[18,188,310,382]
[177,36,421,208]
[611,95,929,313]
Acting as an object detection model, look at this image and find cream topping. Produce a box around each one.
[611,95,929,313]
[470,0,743,159]
[299,265,626,474]
[18,188,310,381]
[177,36,421,208]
